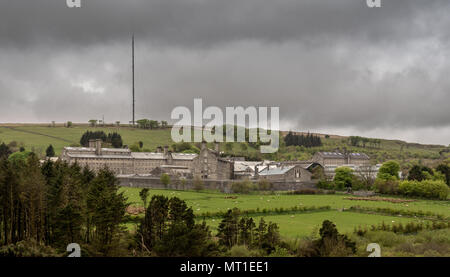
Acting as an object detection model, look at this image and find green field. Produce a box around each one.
[121,187,450,216]
[0,125,173,155]
[202,211,426,238]
[121,187,449,238]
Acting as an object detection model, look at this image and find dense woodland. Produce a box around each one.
[284,132,323,148]
[0,153,128,256]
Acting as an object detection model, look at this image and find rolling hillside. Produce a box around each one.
[0,123,448,167]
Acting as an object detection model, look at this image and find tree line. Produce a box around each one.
[284,132,322,148]
[349,136,381,148]
[80,131,123,148]
[136,119,168,130]
[320,160,450,199]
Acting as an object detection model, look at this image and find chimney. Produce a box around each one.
[164,145,169,156]
[89,139,96,148]
[215,141,220,152]
[95,139,102,156]
[167,150,173,165]
[156,146,163,153]
[201,140,207,151]
[254,165,259,178]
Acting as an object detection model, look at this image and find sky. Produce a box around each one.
[0,0,449,145]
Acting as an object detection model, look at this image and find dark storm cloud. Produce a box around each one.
[1,0,449,48]
[0,0,450,144]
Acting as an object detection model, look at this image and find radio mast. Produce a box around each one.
[132,34,135,126]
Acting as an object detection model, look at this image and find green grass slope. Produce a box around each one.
[0,124,448,165]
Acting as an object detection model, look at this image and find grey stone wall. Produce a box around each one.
[117,176,317,192]
[118,176,231,192]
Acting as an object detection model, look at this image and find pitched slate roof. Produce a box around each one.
[258,165,295,176]
[131,152,197,160]
[64,146,198,160]
[348,152,370,159]
[66,153,133,159]
[316,151,369,159]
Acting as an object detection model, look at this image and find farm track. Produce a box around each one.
[0,126,75,143]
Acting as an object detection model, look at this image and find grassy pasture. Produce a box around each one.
[201,211,426,238]
[120,188,448,238]
[0,125,173,155]
[121,187,450,217]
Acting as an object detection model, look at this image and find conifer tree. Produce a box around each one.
[46,144,55,157]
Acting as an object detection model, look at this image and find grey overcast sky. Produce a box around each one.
[0,0,449,145]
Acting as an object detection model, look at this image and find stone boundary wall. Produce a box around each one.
[117,176,317,193]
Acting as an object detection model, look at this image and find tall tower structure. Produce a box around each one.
[132,34,135,126]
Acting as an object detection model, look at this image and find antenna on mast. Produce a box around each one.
[132,34,135,127]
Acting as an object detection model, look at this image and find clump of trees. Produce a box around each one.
[298,220,356,257]
[284,132,322,148]
[171,142,198,154]
[136,119,169,129]
[0,155,128,256]
[333,167,354,190]
[408,165,434,181]
[106,133,123,148]
[88,119,98,127]
[80,131,123,148]
[319,160,449,199]
[436,163,450,186]
[137,195,216,256]
[217,208,281,255]
[317,166,370,191]
[135,198,304,257]
[372,160,449,199]
[349,136,381,148]
[407,164,448,185]
[1,141,24,154]
[377,161,401,181]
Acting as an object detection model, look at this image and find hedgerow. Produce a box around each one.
[398,180,449,200]
[199,205,331,219]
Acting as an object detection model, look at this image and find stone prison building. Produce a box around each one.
[60,139,234,180]
[60,140,375,190]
